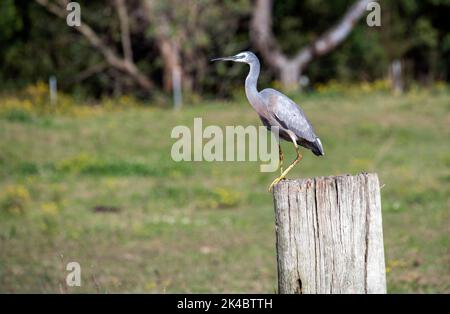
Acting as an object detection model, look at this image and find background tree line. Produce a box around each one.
[0,0,449,100]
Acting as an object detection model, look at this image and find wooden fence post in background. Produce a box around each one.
[272,173,386,294]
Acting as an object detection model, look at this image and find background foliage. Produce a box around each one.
[0,0,449,99]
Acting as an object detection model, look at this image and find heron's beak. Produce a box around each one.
[211,56,237,62]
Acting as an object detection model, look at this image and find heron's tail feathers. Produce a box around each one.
[311,138,324,156]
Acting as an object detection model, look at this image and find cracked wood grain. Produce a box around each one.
[273,173,386,294]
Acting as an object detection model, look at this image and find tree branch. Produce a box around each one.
[294,0,371,69]
[251,0,371,87]
[67,62,108,84]
[35,0,153,91]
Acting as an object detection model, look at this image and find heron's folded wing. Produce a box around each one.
[260,88,317,143]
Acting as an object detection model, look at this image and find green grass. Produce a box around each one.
[0,90,449,293]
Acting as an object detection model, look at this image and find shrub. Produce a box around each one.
[55,152,95,174]
[212,187,242,209]
[0,184,31,215]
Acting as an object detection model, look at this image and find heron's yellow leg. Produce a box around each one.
[279,144,284,174]
[268,144,303,192]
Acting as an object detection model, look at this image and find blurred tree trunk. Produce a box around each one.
[250,0,371,90]
[389,59,404,94]
[143,0,186,93]
[115,0,133,64]
[155,21,183,93]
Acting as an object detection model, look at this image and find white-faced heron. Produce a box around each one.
[212,51,324,191]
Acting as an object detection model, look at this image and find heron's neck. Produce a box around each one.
[245,60,260,96]
[245,60,265,113]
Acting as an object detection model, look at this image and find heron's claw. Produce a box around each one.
[268,175,286,192]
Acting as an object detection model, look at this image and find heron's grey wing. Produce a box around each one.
[260,88,317,142]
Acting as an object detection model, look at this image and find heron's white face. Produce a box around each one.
[233,52,250,63]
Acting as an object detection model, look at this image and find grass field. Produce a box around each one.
[0,89,449,293]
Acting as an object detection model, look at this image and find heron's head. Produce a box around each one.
[211,51,257,64]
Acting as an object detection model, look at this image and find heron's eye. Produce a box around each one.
[235,54,245,59]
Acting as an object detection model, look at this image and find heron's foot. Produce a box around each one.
[268,175,286,192]
[268,154,302,192]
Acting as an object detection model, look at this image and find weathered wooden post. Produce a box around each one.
[272,173,386,294]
